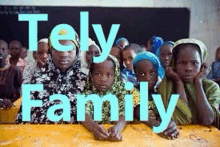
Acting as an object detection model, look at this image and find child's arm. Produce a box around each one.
[166,67,188,104]
[81,114,109,140]
[194,63,215,125]
[134,105,179,140]
[107,116,126,141]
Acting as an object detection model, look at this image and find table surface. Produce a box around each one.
[0,124,220,147]
[0,98,220,146]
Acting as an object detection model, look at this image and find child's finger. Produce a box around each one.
[116,134,122,140]
[94,130,108,140]
[98,126,109,137]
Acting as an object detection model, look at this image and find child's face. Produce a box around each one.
[0,42,8,63]
[160,44,173,68]
[86,45,100,64]
[9,42,22,58]
[51,40,76,72]
[176,45,201,83]
[37,42,49,64]
[21,47,27,59]
[92,59,115,92]
[216,49,220,60]
[110,46,122,65]
[135,60,158,90]
[122,48,136,71]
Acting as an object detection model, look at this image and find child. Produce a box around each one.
[8,40,29,73]
[110,45,123,67]
[121,44,141,86]
[80,38,101,75]
[115,37,129,49]
[16,29,87,124]
[21,46,28,59]
[0,40,22,109]
[133,51,179,139]
[156,41,175,78]
[158,38,220,129]
[207,47,220,86]
[82,55,139,141]
[146,36,164,54]
[23,38,49,83]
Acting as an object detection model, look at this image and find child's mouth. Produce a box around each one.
[100,85,107,89]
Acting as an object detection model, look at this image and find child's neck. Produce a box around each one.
[10,57,20,65]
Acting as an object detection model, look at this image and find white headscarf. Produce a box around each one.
[80,38,101,75]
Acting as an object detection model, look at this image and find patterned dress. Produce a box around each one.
[16,56,87,124]
[84,55,140,124]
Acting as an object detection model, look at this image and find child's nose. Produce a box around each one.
[102,75,108,81]
[185,63,193,71]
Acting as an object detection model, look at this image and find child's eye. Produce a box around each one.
[129,57,133,61]
[150,71,156,75]
[160,53,165,57]
[95,73,101,76]
[140,73,145,77]
[192,61,198,65]
[108,74,113,77]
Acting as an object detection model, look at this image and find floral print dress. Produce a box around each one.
[16,56,87,124]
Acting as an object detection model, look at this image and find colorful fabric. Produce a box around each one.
[133,51,164,80]
[23,38,50,84]
[80,38,101,75]
[84,55,139,124]
[16,30,87,124]
[121,68,139,86]
[150,36,164,55]
[157,38,220,129]
[48,29,80,51]
[207,61,220,84]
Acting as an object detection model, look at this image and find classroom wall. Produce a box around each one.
[1,0,219,65]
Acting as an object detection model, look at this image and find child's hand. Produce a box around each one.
[1,99,12,109]
[35,54,45,67]
[166,67,182,83]
[194,63,210,83]
[107,126,123,141]
[162,120,179,140]
[92,125,109,140]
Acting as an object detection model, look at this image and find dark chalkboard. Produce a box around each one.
[0,6,190,49]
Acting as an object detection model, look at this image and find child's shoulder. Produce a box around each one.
[202,79,220,92]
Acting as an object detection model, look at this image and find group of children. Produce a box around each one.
[0,30,220,141]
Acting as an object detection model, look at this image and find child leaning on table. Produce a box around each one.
[0,40,22,109]
[81,55,139,141]
[133,51,179,139]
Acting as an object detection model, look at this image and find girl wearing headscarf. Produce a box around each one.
[23,38,49,84]
[80,38,101,75]
[115,37,129,49]
[156,41,175,78]
[158,38,220,129]
[16,29,87,123]
[82,55,139,141]
[133,51,179,140]
[207,47,220,86]
[146,36,164,55]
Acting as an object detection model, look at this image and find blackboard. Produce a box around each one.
[0,6,190,49]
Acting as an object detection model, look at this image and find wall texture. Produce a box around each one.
[0,0,219,64]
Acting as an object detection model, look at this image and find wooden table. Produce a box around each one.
[0,98,21,123]
[0,124,219,147]
[0,98,220,146]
